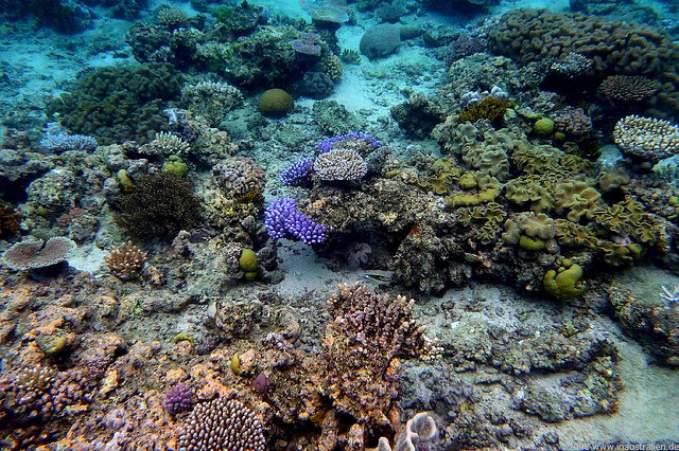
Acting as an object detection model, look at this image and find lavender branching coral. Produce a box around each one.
[177,397,266,450]
[264,198,327,245]
[316,131,381,154]
[280,157,315,186]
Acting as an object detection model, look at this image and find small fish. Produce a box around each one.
[362,270,394,282]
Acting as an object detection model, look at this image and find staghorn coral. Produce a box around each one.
[105,241,148,280]
[599,75,659,104]
[177,397,266,450]
[39,123,97,153]
[313,148,368,182]
[212,157,266,202]
[155,7,189,31]
[2,237,75,271]
[613,115,679,163]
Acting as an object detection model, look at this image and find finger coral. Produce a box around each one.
[177,397,266,450]
[105,241,148,280]
[264,198,327,245]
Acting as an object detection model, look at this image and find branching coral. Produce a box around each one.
[313,149,368,181]
[0,201,21,239]
[264,198,327,245]
[323,283,431,430]
[105,241,148,280]
[599,75,659,104]
[116,173,202,241]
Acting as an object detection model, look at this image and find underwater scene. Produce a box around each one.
[0,0,679,449]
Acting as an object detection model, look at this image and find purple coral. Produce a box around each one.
[316,132,381,154]
[291,33,322,56]
[163,383,194,415]
[280,157,314,186]
[2,237,75,271]
[264,198,327,245]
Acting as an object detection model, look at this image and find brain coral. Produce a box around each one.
[177,397,266,450]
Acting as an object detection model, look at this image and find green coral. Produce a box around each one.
[544,258,587,299]
[503,212,557,252]
[239,248,258,280]
[258,88,294,117]
[532,117,554,136]
[457,96,512,125]
[457,202,507,245]
[46,64,182,145]
[554,180,602,222]
[162,155,189,178]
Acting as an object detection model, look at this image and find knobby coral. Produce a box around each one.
[264,198,327,245]
[177,397,266,450]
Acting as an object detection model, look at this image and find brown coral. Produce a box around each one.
[176,397,266,451]
[105,241,148,280]
[0,201,20,239]
[599,75,659,104]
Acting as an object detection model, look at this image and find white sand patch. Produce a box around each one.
[275,241,379,298]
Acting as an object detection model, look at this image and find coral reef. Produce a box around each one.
[258,88,294,117]
[360,24,401,59]
[313,149,368,182]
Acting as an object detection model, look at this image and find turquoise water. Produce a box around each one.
[0,0,678,449]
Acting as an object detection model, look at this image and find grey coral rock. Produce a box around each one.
[360,24,401,59]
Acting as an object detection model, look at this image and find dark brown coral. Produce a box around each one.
[599,75,659,104]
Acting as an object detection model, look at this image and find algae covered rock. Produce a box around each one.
[359,24,401,59]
